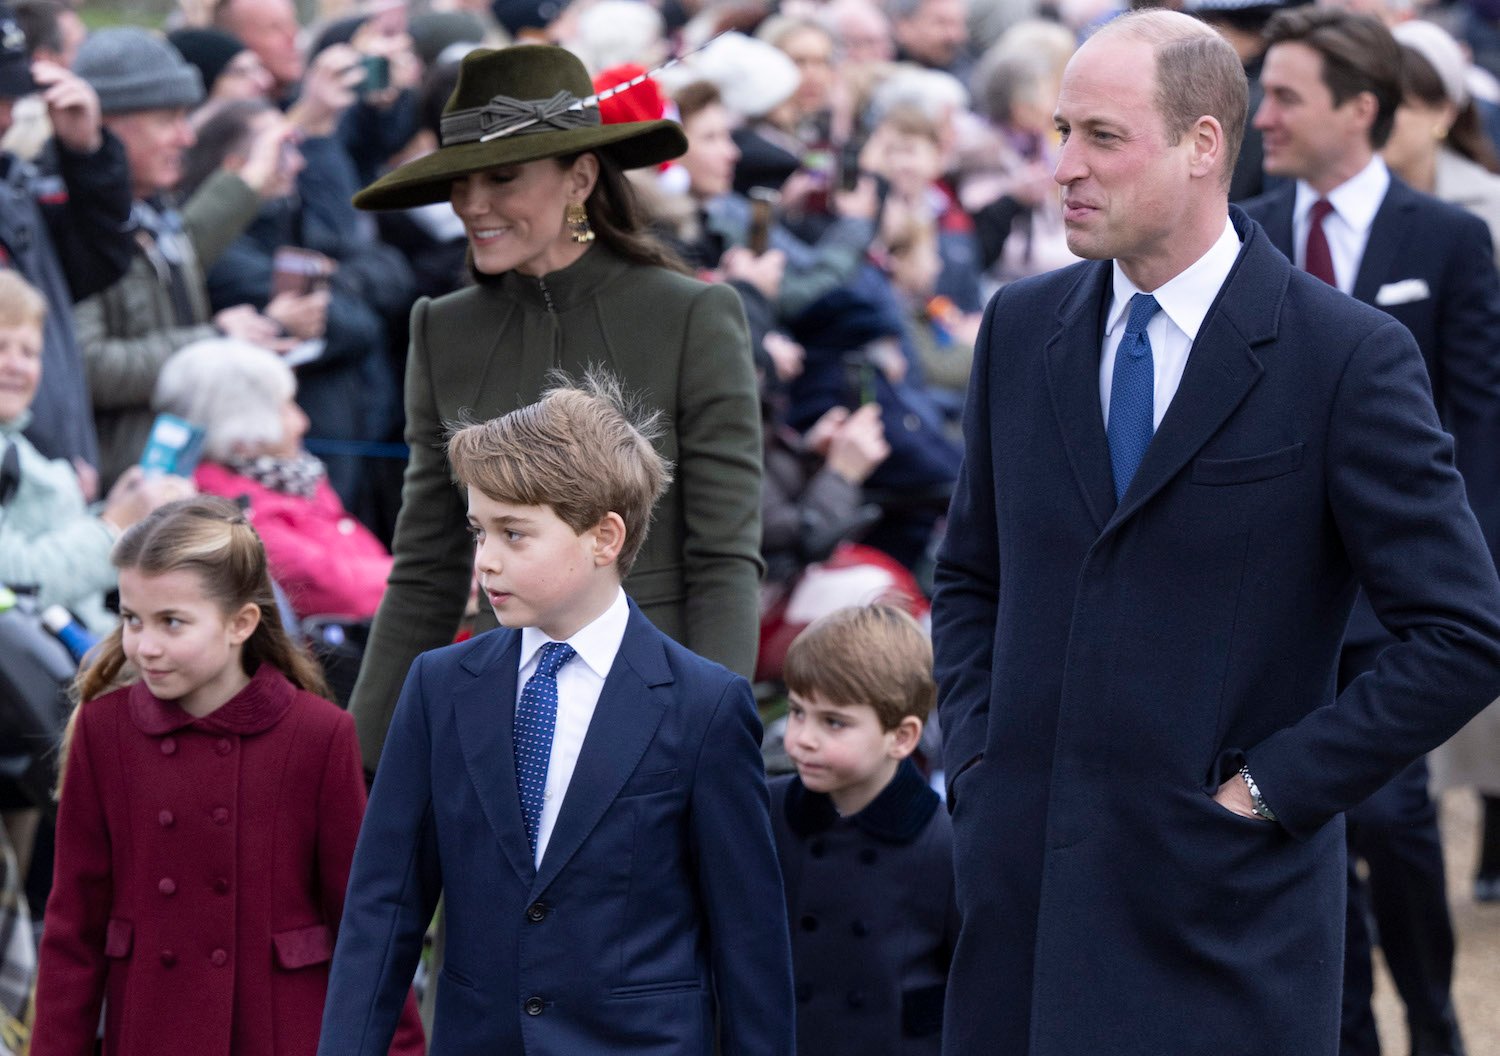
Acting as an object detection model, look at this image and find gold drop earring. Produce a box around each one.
[566,202,595,243]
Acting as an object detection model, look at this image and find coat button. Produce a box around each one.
[799,914,819,932]
[859,847,878,865]
[212,807,230,825]
[160,949,177,967]
[847,990,866,1009]
[158,810,174,828]
[211,948,228,967]
[524,996,544,1016]
[215,738,232,756]
[214,877,230,894]
[850,919,869,937]
[160,738,177,756]
[526,902,548,923]
[158,877,176,896]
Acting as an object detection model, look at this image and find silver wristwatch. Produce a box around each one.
[1238,764,1277,821]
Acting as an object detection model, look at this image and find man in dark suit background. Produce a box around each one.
[932,10,1500,1055]
[1244,11,1500,1054]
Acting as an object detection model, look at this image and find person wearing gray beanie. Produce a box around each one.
[73,27,203,117]
[68,24,306,490]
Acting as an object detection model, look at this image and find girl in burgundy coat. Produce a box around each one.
[32,497,423,1056]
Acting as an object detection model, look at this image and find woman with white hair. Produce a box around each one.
[152,338,393,622]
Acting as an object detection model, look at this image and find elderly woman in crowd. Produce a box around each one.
[345,43,763,770]
[0,271,192,638]
[152,338,393,623]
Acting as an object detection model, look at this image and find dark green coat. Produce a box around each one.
[349,244,764,769]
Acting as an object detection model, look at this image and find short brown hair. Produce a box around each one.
[673,80,723,126]
[783,604,935,730]
[1102,10,1249,189]
[1264,7,1402,148]
[0,270,47,330]
[446,371,673,576]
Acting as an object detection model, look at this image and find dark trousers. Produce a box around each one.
[1338,648,1463,1056]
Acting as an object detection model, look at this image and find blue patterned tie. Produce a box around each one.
[514,641,576,856]
[1107,293,1161,502]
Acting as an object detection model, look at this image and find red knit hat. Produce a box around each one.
[592,63,667,125]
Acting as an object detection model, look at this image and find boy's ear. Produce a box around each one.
[227,602,262,646]
[590,512,627,567]
[887,715,924,760]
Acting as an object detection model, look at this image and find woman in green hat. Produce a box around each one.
[346,43,763,771]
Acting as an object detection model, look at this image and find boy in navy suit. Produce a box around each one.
[771,604,957,1056]
[318,377,795,1055]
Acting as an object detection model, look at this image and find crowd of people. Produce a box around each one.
[1,0,1500,1050]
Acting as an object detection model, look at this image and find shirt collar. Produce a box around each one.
[519,587,629,680]
[1294,155,1390,237]
[1106,216,1242,341]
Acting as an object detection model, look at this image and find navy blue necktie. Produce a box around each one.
[1107,293,1161,502]
[514,641,576,855]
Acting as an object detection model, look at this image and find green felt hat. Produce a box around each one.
[353,44,687,211]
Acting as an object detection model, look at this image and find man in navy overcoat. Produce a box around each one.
[931,12,1500,1056]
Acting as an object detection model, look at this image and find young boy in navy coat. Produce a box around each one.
[771,605,957,1055]
[318,377,795,1055]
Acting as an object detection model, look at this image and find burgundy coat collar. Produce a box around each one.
[128,662,297,736]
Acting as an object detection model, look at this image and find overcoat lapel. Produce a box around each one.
[1044,261,1117,531]
[453,631,537,884]
[1351,181,1414,305]
[533,607,672,894]
[1109,218,1282,526]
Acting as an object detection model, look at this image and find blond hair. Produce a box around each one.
[447,371,673,576]
[783,604,935,730]
[0,270,47,330]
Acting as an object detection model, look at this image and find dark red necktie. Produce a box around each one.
[1304,198,1336,286]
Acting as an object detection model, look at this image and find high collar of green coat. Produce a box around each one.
[474,241,636,313]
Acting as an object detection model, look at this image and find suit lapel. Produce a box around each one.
[1352,180,1415,305]
[453,631,537,884]
[1255,186,1296,260]
[1044,261,1117,532]
[1106,213,1282,528]
[532,606,672,894]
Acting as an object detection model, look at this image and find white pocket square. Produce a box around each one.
[1375,278,1430,306]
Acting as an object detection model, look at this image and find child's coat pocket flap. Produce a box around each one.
[273,924,335,969]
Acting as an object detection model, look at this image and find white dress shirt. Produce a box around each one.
[516,588,629,868]
[1099,217,1243,431]
[1291,156,1390,295]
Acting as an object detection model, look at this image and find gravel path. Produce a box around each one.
[1373,790,1500,1056]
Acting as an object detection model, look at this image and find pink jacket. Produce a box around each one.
[194,463,393,621]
